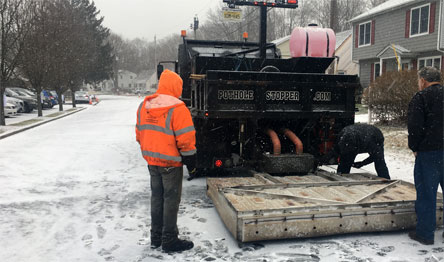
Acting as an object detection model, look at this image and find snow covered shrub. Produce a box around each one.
[363,70,419,124]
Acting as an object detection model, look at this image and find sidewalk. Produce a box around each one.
[0,105,90,140]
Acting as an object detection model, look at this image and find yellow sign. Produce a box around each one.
[223,8,242,22]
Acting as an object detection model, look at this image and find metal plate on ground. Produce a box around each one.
[206,171,444,243]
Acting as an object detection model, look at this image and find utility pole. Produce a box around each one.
[330,0,338,32]
[154,35,157,70]
[114,56,119,93]
[190,15,199,39]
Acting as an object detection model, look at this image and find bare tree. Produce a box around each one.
[0,0,27,125]
[19,0,52,117]
[200,5,260,41]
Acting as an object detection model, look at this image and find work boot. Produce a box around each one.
[151,238,161,249]
[408,231,434,245]
[150,231,162,249]
[162,238,194,253]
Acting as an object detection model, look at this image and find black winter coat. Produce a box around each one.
[408,84,444,152]
[335,123,384,156]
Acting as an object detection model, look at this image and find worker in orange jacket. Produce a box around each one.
[136,69,196,253]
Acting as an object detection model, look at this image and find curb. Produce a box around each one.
[0,107,87,140]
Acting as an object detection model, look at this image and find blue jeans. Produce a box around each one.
[148,165,183,242]
[414,150,444,240]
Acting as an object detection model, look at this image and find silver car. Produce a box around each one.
[74,91,90,104]
[5,96,25,113]
[5,88,37,113]
[4,102,18,117]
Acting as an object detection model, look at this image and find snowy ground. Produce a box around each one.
[0,95,442,262]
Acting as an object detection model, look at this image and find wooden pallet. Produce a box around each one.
[206,171,444,243]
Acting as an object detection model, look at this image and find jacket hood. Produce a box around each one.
[144,94,184,117]
[156,69,183,98]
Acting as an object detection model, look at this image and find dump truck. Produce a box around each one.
[157,0,443,243]
[158,0,357,174]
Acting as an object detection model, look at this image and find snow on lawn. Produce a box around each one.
[0,96,442,262]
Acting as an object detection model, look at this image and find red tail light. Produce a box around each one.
[215,160,223,168]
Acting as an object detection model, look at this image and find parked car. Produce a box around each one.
[40,92,54,109]
[50,91,65,104]
[9,87,36,100]
[4,102,18,117]
[41,90,57,107]
[5,96,25,113]
[74,91,90,104]
[5,88,37,113]
[10,87,34,97]
[9,87,52,109]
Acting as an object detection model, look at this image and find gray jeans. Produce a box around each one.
[148,165,183,242]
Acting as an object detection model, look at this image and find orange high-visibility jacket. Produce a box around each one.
[136,69,196,167]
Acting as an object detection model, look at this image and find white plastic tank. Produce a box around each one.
[289,24,336,58]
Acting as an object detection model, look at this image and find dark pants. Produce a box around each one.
[414,150,444,241]
[148,165,183,243]
[337,146,390,179]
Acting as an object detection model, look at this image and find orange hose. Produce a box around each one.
[283,128,303,155]
[265,129,281,155]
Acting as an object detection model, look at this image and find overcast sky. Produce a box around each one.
[93,0,221,41]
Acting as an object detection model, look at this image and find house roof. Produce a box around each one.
[272,35,291,46]
[376,44,415,58]
[335,30,352,49]
[135,69,156,81]
[350,0,417,23]
[118,69,136,75]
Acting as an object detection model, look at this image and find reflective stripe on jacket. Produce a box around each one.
[136,69,196,167]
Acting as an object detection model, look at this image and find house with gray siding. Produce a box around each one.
[351,0,444,89]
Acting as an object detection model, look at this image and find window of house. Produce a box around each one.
[359,21,371,46]
[402,62,411,71]
[129,84,132,88]
[411,4,429,37]
[418,56,441,69]
[374,62,381,79]
[120,75,122,79]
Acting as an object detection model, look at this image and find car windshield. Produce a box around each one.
[22,90,35,96]
[11,89,29,96]
[6,89,20,96]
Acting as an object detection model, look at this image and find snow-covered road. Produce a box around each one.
[0,95,442,262]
